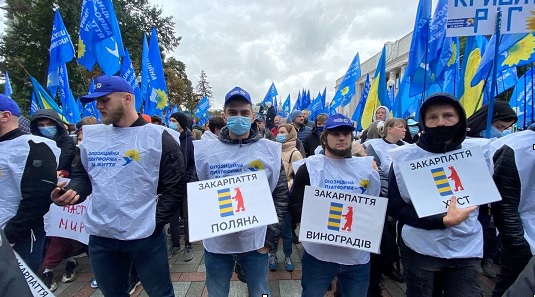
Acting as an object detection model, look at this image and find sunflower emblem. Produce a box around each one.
[341,86,350,96]
[501,34,535,67]
[155,89,169,109]
[360,179,369,189]
[447,41,457,67]
[248,160,265,171]
[526,10,535,31]
[123,149,140,166]
[77,39,86,58]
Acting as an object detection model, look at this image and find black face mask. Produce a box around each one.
[424,122,461,143]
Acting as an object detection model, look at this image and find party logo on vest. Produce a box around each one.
[247,160,265,171]
[327,202,354,232]
[431,166,464,196]
[358,179,369,194]
[217,187,246,217]
[123,149,140,166]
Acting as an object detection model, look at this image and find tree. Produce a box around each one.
[0,0,182,114]
[164,57,195,111]
[195,69,213,101]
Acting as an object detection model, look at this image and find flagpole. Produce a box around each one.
[485,10,502,139]
[530,64,534,128]
[16,61,33,114]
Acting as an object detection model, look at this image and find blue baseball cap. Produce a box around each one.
[80,76,135,103]
[324,113,355,131]
[225,87,252,104]
[0,94,21,116]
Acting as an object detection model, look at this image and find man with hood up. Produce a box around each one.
[30,109,75,177]
[387,93,482,296]
[167,112,196,262]
[266,101,276,130]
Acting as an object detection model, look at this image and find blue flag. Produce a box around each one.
[30,76,67,122]
[292,91,301,112]
[77,0,125,75]
[307,93,324,121]
[145,28,169,116]
[47,9,75,96]
[261,82,278,106]
[30,93,38,116]
[58,64,80,123]
[510,67,534,128]
[141,33,150,103]
[405,0,432,84]
[331,52,361,110]
[82,79,101,122]
[281,94,290,116]
[195,96,210,118]
[4,70,12,97]
[352,74,370,130]
[471,33,527,87]
[120,49,143,112]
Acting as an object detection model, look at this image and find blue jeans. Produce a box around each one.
[13,226,46,274]
[301,250,370,297]
[205,249,270,297]
[270,211,293,256]
[88,230,173,297]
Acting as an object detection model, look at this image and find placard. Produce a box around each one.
[397,146,501,218]
[187,170,278,242]
[44,198,90,245]
[14,252,54,297]
[298,186,388,253]
[447,0,535,36]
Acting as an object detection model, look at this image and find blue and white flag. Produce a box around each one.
[120,49,143,112]
[331,53,361,110]
[30,93,39,116]
[48,9,75,96]
[195,96,210,119]
[352,74,370,130]
[281,94,291,115]
[145,28,169,116]
[510,68,534,128]
[4,70,12,97]
[58,64,80,124]
[261,82,278,106]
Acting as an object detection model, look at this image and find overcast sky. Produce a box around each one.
[152,0,421,108]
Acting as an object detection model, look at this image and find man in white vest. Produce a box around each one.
[0,95,60,273]
[193,86,289,297]
[289,113,381,297]
[387,93,481,297]
[490,126,535,297]
[51,76,187,297]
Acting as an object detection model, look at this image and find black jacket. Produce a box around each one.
[266,106,276,128]
[208,124,289,250]
[30,109,75,174]
[0,129,58,244]
[387,93,467,230]
[303,128,321,157]
[0,229,33,297]
[491,128,535,259]
[179,128,197,182]
[66,116,187,237]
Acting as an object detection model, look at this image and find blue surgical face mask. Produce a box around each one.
[409,126,419,137]
[276,134,286,143]
[226,116,251,136]
[169,122,178,131]
[39,126,57,138]
[479,126,505,138]
[502,129,512,136]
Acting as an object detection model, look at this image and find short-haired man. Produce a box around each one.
[0,95,60,273]
[303,113,328,157]
[202,116,225,140]
[302,109,315,128]
[254,117,275,140]
[289,110,312,143]
[290,113,381,296]
[51,76,187,297]
[387,93,481,296]
[193,86,289,297]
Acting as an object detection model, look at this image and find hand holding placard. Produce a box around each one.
[442,196,477,227]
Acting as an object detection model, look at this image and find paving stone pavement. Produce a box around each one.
[46,238,497,297]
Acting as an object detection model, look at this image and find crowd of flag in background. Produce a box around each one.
[258,0,535,130]
[2,0,535,129]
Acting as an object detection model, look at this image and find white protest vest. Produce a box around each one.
[365,138,401,173]
[81,124,178,240]
[194,138,282,253]
[388,143,483,259]
[0,135,60,228]
[491,130,535,254]
[302,154,380,265]
[463,137,493,172]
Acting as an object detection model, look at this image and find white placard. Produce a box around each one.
[447,0,535,36]
[298,186,388,254]
[14,252,54,297]
[44,197,90,245]
[187,170,278,242]
[398,146,501,218]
